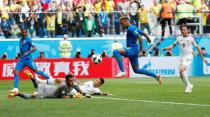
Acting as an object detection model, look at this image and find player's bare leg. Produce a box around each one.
[113,48,126,77]
[156,74,162,85]
[179,65,193,93]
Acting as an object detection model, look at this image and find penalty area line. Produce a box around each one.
[92,97,210,107]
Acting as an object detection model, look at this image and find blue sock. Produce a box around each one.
[133,68,156,78]
[113,49,124,72]
[14,74,19,88]
[36,71,50,79]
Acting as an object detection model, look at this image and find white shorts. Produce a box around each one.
[180,54,193,66]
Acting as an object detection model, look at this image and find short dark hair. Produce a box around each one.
[99,78,105,84]
[201,47,205,50]
[65,73,74,81]
[180,25,189,30]
[119,16,129,21]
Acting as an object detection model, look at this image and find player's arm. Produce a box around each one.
[73,85,85,95]
[135,30,152,44]
[193,39,208,64]
[134,29,151,54]
[195,46,207,63]
[23,42,37,57]
[162,40,178,51]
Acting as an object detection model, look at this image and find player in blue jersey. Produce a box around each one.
[10,29,50,94]
[113,16,162,84]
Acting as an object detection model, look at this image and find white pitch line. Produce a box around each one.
[134,82,156,84]
[93,97,210,107]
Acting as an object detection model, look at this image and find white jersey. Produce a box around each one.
[79,81,101,94]
[175,35,198,57]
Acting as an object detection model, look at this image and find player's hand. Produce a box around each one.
[147,39,151,44]
[203,59,208,64]
[22,52,29,57]
[162,48,167,51]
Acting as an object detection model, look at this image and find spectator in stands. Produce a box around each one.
[201,47,208,57]
[11,24,21,38]
[37,52,46,60]
[36,2,46,38]
[113,6,121,35]
[154,47,160,56]
[138,5,151,34]
[176,1,195,34]
[68,9,77,37]
[108,0,116,35]
[87,49,95,58]
[150,0,162,35]
[83,14,96,37]
[56,4,63,35]
[45,11,56,38]
[117,0,130,17]
[1,0,10,21]
[1,16,12,38]
[165,50,173,56]
[59,34,72,58]
[98,5,109,36]
[74,50,82,58]
[111,40,122,52]
[101,50,109,58]
[28,8,38,38]
[1,52,8,60]
[75,6,85,37]
[207,5,210,34]
[140,50,147,57]
[129,0,140,26]
[15,53,21,60]
[199,0,209,34]
[160,0,173,37]
[19,1,30,29]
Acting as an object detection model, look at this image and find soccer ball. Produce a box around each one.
[91,54,102,64]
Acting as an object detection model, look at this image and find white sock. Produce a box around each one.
[47,78,56,84]
[35,76,47,84]
[35,75,55,84]
[182,71,191,86]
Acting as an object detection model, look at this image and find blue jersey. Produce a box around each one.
[19,37,34,59]
[126,25,143,48]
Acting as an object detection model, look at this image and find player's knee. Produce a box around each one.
[14,70,19,75]
[133,68,138,73]
[33,69,39,73]
[113,49,119,56]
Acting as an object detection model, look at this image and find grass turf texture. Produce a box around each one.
[0,77,210,117]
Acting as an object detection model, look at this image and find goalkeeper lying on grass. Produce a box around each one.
[26,70,112,96]
[8,71,88,99]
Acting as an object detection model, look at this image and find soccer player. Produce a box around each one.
[113,16,162,84]
[32,73,111,96]
[162,25,207,93]
[8,73,83,99]
[10,29,50,94]
[70,78,112,96]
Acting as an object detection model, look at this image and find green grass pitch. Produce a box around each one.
[0,77,210,117]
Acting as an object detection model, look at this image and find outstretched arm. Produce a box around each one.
[23,45,37,57]
[162,41,178,51]
[196,46,207,64]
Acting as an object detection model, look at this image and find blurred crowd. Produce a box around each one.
[0,0,209,39]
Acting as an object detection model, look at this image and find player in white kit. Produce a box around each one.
[31,74,111,96]
[163,25,207,93]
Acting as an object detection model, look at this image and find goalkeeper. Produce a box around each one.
[8,72,83,99]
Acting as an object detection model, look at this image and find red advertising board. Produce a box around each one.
[0,58,129,80]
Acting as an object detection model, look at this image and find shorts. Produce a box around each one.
[15,57,37,71]
[180,54,193,66]
[124,47,139,67]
